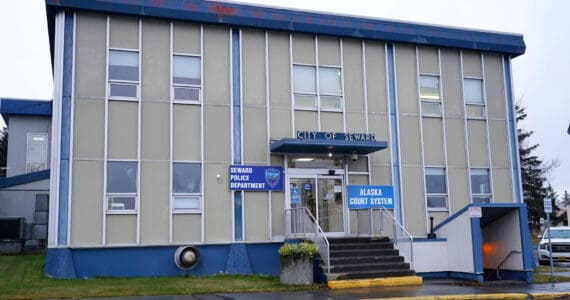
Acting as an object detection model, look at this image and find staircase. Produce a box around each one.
[324,237,416,282]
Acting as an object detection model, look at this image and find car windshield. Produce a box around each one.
[545,230,570,239]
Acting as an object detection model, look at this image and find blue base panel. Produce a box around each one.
[45,242,282,279]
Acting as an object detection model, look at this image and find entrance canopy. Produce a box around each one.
[270,138,388,155]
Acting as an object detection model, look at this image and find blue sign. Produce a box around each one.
[302,183,312,190]
[229,165,283,191]
[347,185,394,209]
[291,187,300,203]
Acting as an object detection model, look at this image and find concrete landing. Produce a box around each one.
[328,275,423,289]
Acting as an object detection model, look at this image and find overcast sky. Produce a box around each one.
[0,0,568,197]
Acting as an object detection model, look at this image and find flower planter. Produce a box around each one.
[279,256,313,285]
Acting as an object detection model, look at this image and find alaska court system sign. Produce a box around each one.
[347,185,394,209]
[229,165,283,191]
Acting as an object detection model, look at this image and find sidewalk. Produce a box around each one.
[89,279,570,300]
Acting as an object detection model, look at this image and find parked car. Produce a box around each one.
[538,226,570,265]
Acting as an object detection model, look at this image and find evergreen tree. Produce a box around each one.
[517,105,553,223]
[0,128,7,177]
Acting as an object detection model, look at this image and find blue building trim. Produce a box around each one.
[231,28,243,242]
[57,12,74,246]
[0,99,52,124]
[0,169,50,189]
[517,204,534,283]
[413,238,447,243]
[386,44,403,225]
[418,271,484,282]
[470,217,484,277]
[45,243,281,278]
[45,0,525,56]
[503,57,522,204]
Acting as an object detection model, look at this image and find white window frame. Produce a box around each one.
[106,160,139,214]
[419,74,442,117]
[464,77,486,119]
[26,133,48,173]
[292,63,343,112]
[108,48,140,101]
[470,168,492,203]
[424,167,448,211]
[172,53,202,105]
[171,162,202,214]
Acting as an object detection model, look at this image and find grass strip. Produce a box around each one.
[0,254,317,300]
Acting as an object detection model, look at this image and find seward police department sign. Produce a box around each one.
[229,165,283,191]
[347,185,394,209]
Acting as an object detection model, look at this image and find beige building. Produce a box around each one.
[45,0,532,282]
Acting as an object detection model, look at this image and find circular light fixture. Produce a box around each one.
[174,246,200,270]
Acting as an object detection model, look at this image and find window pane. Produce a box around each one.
[173,55,201,85]
[420,75,440,101]
[425,168,446,194]
[295,95,316,109]
[293,65,316,94]
[110,83,138,98]
[427,196,447,208]
[471,169,490,194]
[27,134,47,164]
[174,87,200,101]
[173,196,201,210]
[466,104,485,118]
[173,163,201,193]
[107,161,137,193]
[108,196,136,210]
[319,67,342,95]
[472,196,491,204]
[464,78,484,104]
[109,50,139,81]
[421,102,441,116]
[320,96,342,110]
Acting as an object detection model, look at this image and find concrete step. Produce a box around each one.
[328,255,404,265]
[327,269,416,281]
[328,237,390,244]
[327,275,423,289]
[329,261,411,273]
[330,241,394,251]
[330,248,399,257]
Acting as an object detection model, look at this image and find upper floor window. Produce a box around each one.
[108,49,139,99]
[419,75,441,116]
[464,78,485,118]
[172,55,201,103]
[471,168,492,203]
[106,161,138,212]
[293,65,342,111]
[425,167,447,210]
[172,162,201,212]
[26,133,48,173]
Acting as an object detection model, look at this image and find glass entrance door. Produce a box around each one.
[289,175,345,235]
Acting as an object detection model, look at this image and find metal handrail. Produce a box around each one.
[284,207,331,273]
[378,207,414,269]
[494,250,521,280]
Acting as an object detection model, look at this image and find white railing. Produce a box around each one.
[284,207,330,273]
[374,207,414,269]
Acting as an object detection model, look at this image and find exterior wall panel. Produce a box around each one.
[73,99,105,160]
[204,26,230,106]
[462,51,482,78]
[173,214,201,243]
[70,160,103,246]
[365,42,387,114]
[318,36,340,66]
[320,112,343,132]
[244,108,267,163]
[441,49,463,117]
[418,47,439,74]
[402,167,425,235]
[484,54,507,119]
[141,19,170,101]
[292,34,315,64]
[106,215,137,244]
[422,118,445,166]
[173,22,200,54]
[467,120,489,167]
[344,39,365,113]
[399,116,421,165]
[244,192,269,241]
[108,101,138,160]
[141,102,169,160]
[395,45,418,115]
[140,162,169,244]
[173,104,201,161]
[242,30,266,107]
[75,13,106,99]
[204,163,231,242]
[445,118,467,166]
[368,114,391,165]
[295,111,318,132]
[271,191,284,238]
[109,16,138,49]
[448,168,470,212]
[204,106,230,162]
[493,168,513,203]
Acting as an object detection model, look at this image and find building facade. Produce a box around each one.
[45,0,531,280]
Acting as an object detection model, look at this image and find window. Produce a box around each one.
[420,75,441,116]
[108,50,139,99]
[293,65,342,111]
[471,168,491,203]
[107,161,138,212]
[425,167,447,210]
[172,55,201,102]
[464,78,485,118]
[26,133,48,173]
[172,162,201,212]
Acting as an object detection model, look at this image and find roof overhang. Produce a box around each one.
[45,0,525,57]
[0,98,52,124]
[270,138,388,155]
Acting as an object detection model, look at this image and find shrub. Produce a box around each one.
[278,241,317,259]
